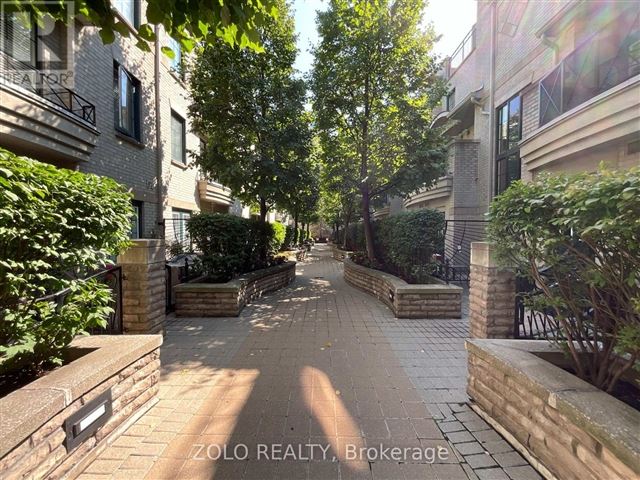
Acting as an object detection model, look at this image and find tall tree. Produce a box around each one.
[311,0,447,261]
[12,0,277,53]
[189,0,311,223]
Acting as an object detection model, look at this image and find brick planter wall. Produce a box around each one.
[331,245,351,262]
[467,339,640,480]
[175,261,296,317]
[343,259,462,319]
[0,335,162,480]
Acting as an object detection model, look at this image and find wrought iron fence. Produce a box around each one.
[165,256,200,312]
[432,219,488,284]
[33,266,123,334]
[0,51,97,125]
[513,275,561,340]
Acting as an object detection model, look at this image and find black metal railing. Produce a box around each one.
[513,275,561,340]
[432,219,488,284]
[0,50,96,125]
[450,26,475,71]
[539,13,640,126]
[165,256,200,312]
[33,266,123,334]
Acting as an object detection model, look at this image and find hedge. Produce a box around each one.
[348,209,445,283]
[0,148,133,376]
[188,213,285,282]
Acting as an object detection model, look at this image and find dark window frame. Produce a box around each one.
[113,61,141,141]
[171,110,187,164]
[131,200,143,239]
[113,0,141,29]
[495,94,522,195]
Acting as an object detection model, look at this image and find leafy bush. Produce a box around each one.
[0,149,133,376]
[284,225,296,249]
[375,210,445,282]
[488,168,640,392]
[188,213,285,281]
[271,222,286,252]
[347,210,445,283]
[188,213,252,281]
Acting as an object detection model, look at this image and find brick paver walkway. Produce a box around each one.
[79,245,540,480]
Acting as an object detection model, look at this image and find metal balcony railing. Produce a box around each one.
[0,50,96,125]
[539,13,640,126]
[450,26,476,71]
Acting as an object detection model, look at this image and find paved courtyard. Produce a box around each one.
[79,245,540,480]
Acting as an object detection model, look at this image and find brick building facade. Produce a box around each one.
[403,0,640,218]
[0,1,245,246]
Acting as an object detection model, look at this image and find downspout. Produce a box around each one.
[154,26,165,238]
[488,0,497,201]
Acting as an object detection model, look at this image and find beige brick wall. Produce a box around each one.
[175,262,296,317]
[343,259,462,319]
[467,342,639,480]
[0,350,160,480]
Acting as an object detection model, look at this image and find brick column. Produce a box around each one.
[117,239,166,334]
[469,242,516,338]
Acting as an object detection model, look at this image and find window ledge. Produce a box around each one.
[115,130,144,149]
[171,160,189,170]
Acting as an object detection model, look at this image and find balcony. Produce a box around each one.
[448,26,476,77]
[404,176,453,209]
[372,205,390,220]
[197,179,234,207]
[538,16,640,127]
[0,52,99,165]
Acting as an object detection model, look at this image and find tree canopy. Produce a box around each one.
[311,0,447,260]
[11,0,278,53]
[189,0,312,223]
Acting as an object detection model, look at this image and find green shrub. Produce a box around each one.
[346,210,444,282]
[284,225,296,249]
[188,213,252,281]
[188,213,285,281]
[0,148,133,376]
[375,210,445,282]
[488,167,640,392]
[271,222,286,252]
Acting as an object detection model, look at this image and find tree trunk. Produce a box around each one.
[361,75,376,261]
[293,213,299,245]
[361,186,376,261]
[259,197,268,262]
[259,197,268,223]
[306,223,310,239]
[343,217,351,250]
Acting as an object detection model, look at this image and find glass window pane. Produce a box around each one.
[508,96,521,148]
[507,154,521,185]
[168,37,181,71]
[113,0,135,26]
[171,113,185,163]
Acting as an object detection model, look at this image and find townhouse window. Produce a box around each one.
[171,209,191,246]
[495,95,522,195]
[130,200,143,239]
[1,13,36,67]
[446,89,456,111]
[539,10,640,126]
[171,111,186,164]
[114,62,141,140]
[167,36,182,74]
[112,0,140,28]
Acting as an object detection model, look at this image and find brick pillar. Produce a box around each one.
[469,242,516,338]
[117,239,166,334]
